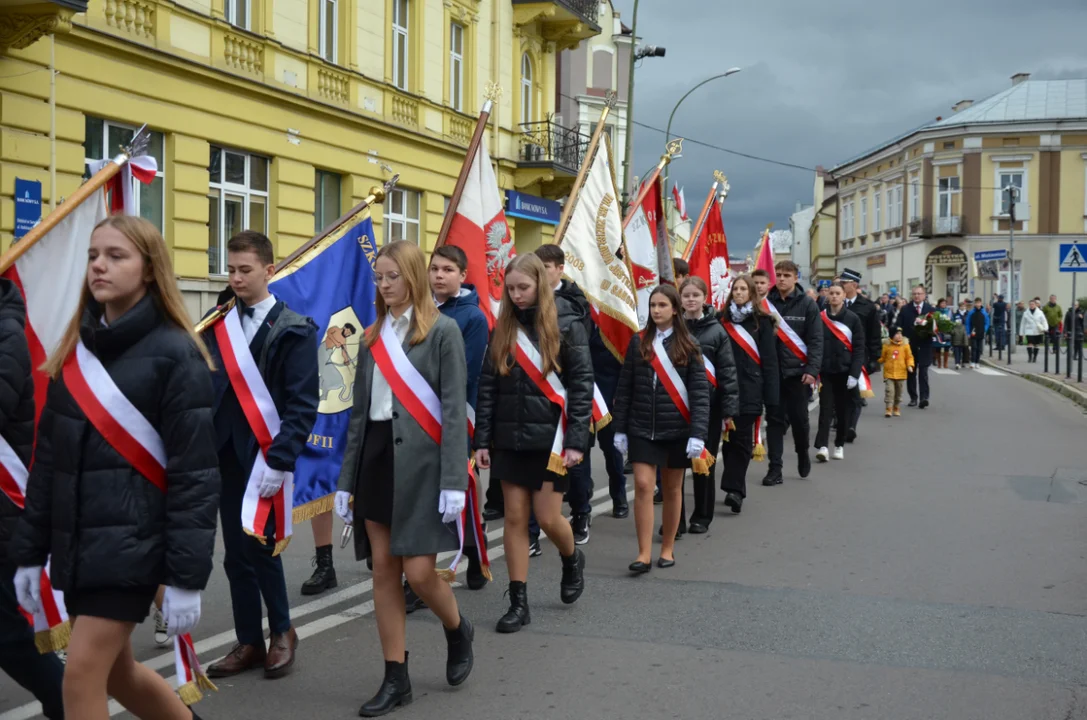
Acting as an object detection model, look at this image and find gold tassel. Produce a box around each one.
[861,388,876,399]
[593,413,613,432]
[481,564,493,582]
[690,455,715,476]
[35,620,71,654]
[752,443,766,462]
[292,493,337,524]
[435,568,457,584]
[272,537,291,556]
[178,681,204,706]
[547,453,568,476]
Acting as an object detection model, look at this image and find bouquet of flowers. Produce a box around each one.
[914,312,938,341]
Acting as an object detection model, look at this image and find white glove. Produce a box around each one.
[613,433,628,456]
[847,376,859,390]
[334,491,353,524]
[162,586,202,637]
[14,567,42,614]
[686,437,705,460]
[438,489,466,525]
[258,467,286,498]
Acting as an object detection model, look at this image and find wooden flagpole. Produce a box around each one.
[0,125,152,275]
[553,92,617,246]
[682,179,720,262]
[622,138,683,230]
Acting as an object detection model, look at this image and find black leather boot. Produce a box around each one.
[495,581,530,633]
[762,466,784,486]
[466,551,488,590]
[301,544,337,595]
[559,549,585,605]
[358,653,412,717]
[444,615,474,686]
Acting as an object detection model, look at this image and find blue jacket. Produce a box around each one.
[438,283,489,409]
[965,307,990,336]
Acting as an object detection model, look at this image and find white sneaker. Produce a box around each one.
[152,605,169,646]
[832,447,845,460]
[815,447,829,463]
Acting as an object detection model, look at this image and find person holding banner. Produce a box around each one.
[0,277,65,719]
[474,253,592,634]
[203,231,318,681]
[679,278,739,533]
[11,215,219,720]
[719,275,780,514]
[613,285,711,573]
[814,283,865,462]
[334,240,474,716]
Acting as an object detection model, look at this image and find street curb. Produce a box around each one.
[981,358,1087,411]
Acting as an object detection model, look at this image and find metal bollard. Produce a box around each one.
[1079,339,1083,383]
[1044,332,1050,373]
[1055,335,1060,375]
[1067,334,1073,380]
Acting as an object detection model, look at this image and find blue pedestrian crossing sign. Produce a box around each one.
[1058,243,1086,273]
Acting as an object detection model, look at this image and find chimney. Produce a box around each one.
[1011,72,1030,86]
[952,99,974,113]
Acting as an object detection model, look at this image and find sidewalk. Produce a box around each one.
[979,345,1087,410]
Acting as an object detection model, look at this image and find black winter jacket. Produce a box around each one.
[766,285,824,379]
[559,279,624,405]
[846,294,883,374]
[474,305,594,454]
[0,279,35,564]
[11,296,221,592]
[685,306,739,421]
[721,312,780,416]
[613,331,711,442]
[820,306,865,378]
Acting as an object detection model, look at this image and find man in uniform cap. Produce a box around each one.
[838,268,882,441]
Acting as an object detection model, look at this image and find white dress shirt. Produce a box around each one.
[242,294,278,344]
[369,306,414,421]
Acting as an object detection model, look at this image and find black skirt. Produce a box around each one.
[65,585,158,624]
[357,420,395,527]
[629,436,690,470]
[491,450,569,493]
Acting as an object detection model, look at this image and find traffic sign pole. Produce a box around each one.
[1069,271,1076,380]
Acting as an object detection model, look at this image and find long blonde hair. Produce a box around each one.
[44,215,213,378]
[364,240,438,347]
[491,253,561,376]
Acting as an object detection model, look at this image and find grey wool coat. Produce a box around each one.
[336,312,468,559]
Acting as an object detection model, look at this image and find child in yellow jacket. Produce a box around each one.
[879,327,915,417]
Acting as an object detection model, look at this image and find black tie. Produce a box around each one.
[239,303,255,318]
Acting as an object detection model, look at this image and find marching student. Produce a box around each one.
[814,283,864,462]
[203,231,318,681]
[12,215,219,720]
[719,275,779,514]
[474,253,591,633]
[750,268,772,302]
[334,240,474,716]
[613,285,710,573]
[839,269,882,442]
[679,278,739,533]
[762,261,823,486]
[0,276,65,719]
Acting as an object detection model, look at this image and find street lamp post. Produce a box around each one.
[619,0,665,214]
[662,67,742,190]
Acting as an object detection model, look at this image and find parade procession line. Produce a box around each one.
[0,485,633,720]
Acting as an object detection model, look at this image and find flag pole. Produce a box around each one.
[622,138,683,230]
[194,181,391,334]
[0,125,152,275]
[554,92,617,246]
[434,85,502,250]
[682,180,720,262]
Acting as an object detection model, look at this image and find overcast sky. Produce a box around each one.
[609,0,1087,257]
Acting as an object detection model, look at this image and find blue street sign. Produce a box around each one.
[974,249,1008,262]
[505,190,561,226]
[1058,243,1087,273]
[14,178,42,240]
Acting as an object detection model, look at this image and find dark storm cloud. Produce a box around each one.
[610,0,1087,254]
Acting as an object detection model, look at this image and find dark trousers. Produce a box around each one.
[767,375,811,468]
[220,451,292,646]
[907,343,931,402]
[690,419,724,527]
[848,386,864,432]
[815,373,851,448]
[595,422,628,505]
[970,334,985,364]
[0,564,64,719]
[485,472,503,512]
[565,436,594,516]
[953,346,964,365]
[719,413,757,498]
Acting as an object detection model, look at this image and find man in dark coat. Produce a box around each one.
[840,268,882,441]
[205,232,318,681]
[897,285,936,408]
[0,278,64,719]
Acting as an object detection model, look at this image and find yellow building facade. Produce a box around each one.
[0,0,601,316]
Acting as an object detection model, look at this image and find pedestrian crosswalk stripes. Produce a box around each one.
[973,366,1009,376]
[931,368,959,375]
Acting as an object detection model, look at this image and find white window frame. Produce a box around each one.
[938,177,960,219]
[873,190,881,232]
[83,118,165,235]
[208,146,269,276]
[384,187,421,244]
[319,0,338,64]
[521,53,534,125]
[996,170,1025,216]
[910,180,920,221]
[225,0,250,29]
[449,22,464,112]
[860,197,867,236]
[888,185,903,228]
[392,0,409,91]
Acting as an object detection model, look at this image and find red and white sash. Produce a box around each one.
[513,330,570,476]
[213,307,293,555]
[592,383,611,430]
[647,333,715,472]
[702,353,717,389]
[820,310,872,393]
[723,321,761,366]
[0,433,27,511]
[174,632,217,706]
[761,298,808,364]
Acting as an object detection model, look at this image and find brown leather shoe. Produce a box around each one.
[206,643,267,678]
[264,627,298,678]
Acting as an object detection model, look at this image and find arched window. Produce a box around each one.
[520,53,534,125]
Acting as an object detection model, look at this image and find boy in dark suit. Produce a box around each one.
[204,231,319,680]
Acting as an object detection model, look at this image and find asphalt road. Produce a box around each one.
[4,366,1087,719]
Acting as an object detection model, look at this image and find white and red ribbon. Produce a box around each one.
[647,333,714,471]
[88,155,158,216]
[513,330,569,475]
[174,632,217,705]
[761,298,809,364]
[702,353,717,389]
[820,310,872,393]
[591,383,611,430]
[213,307,293,554]
[723,321,761,365]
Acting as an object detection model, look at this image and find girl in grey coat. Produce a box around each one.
[335,240,473,717]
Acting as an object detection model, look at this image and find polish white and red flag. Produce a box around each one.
[671,184,688,221]
[445,137,515,327]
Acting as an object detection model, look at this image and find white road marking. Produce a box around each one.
[931,368,960,375]
[974,367,1008,376]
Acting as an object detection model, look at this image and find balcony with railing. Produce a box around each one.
[920,216,964,237]
[512,0,602,48]
[518,120,590,176]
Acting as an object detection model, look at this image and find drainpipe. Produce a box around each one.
[50,35,57,210]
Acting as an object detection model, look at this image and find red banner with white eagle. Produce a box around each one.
[688,201,731,310]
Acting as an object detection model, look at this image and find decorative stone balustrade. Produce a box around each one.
[224,33,263,74]
[104,0,155,38]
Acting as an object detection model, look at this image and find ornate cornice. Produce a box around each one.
[0,8,75,51]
